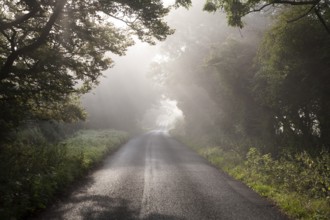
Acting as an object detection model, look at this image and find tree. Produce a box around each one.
[203,0,330,34]
[0,0,190,135]
[254,8,330,150]
[149,4,236,143]
[201,37,278,152]
[149,5,270,146]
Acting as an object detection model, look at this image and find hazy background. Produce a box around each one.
[82,0,268,134]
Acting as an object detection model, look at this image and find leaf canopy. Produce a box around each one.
[0,0,185,133]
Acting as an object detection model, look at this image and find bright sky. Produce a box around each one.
[163,0,176,7]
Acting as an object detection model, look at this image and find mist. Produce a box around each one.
[2,1,329,219]
[82,0,269,135]
[82,43,161,133]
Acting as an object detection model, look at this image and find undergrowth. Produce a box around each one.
[180,138,330,220]
[0,129,128,219]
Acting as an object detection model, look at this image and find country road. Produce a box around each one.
[36,131,288,220]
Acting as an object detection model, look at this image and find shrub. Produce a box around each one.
[0,129,128,219]
[183,138,330,219]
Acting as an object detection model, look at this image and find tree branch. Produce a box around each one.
[287,4,317,23]
[273,0,320,5]
[246,0,330,34]
[0,0,67,80]
[247,3,274,14]
[314,7,330,34]
[0,0,41,31]
[106,13,139,28]
[0,29,16,52]
[247,0,320,14]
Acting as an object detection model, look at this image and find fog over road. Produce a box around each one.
[37,132,288,220]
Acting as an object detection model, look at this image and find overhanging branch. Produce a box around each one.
[0,0,41,31]
[314,7,330,34]
[247,3,274,14]
[274,0,320,5]
[287,4,317,23]
[0,0,67,80]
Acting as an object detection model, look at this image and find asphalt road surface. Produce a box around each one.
[36,131,288,220]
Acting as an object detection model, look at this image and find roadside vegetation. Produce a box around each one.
[165,4,330,220]
[0,1,190,219]
[179,138,330,220]
[1,1,329,220]
[0,126,128,219]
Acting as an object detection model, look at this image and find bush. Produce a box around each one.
[0,129,128,219]
[244,148,330,199]
[184,139,330,219]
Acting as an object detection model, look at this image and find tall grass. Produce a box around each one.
[0,129,128,219]
[180,137,330,220]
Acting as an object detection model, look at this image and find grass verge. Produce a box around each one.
[180,138,330,220]
[0,129,128,219]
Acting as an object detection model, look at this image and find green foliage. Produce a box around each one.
[198,146,242,170]
[255,8,330,150]
[203,1,217,12]
[200,36,277,152]
[174,0,192,9]
[181,6,330,153]
[243,148,330,199]
[169,3,330,219]
[0,129,128,219]
[190,143,330,219]
[0,0,182,135]
[203,0,330,31]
